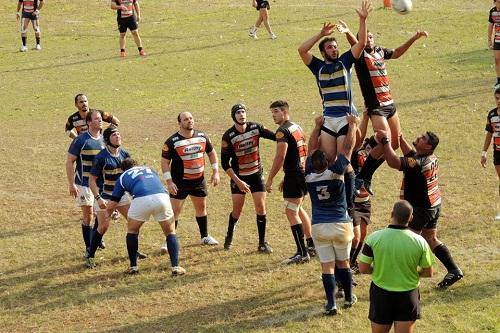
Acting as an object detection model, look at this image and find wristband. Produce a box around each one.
[481,151,487,158]
[211,163,219,171]
[163,171,172,180]
[95,194,101,200]
[381,137,390,146]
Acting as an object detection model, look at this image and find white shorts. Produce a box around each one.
[75,185,94,206]
[322,115,348,137]
[128,193,174,223]
[312,222,354,263]
[94,194,131,212]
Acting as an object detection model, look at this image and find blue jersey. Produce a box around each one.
[90,148,130,200]
[307,52,356,118]
[111,166,167,201]
[68,132,105,187]
[305,154,351,224]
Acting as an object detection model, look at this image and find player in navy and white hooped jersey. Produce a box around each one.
[304,114,358,315]
[106,158,185,276]
[66,110,105,254]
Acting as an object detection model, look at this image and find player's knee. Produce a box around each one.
[231,210,242,219]
[284,200,300,213]
[20,27,28,34]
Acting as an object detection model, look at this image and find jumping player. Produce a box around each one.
[480,87,500,220]
[107,158,185,276]
[221,104,275,252]
[110,0,146,57]
[249,0,276,40]
[161,112,220,247]
[305,114,359,315]
[16,0,44,52]
[488,0,500,88]
[266,100,315,264]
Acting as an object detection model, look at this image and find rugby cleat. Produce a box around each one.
[281,253,310,265]
[437,269,463,289]
[137,251,148,260]
[160,242,168,255]
[257,241,273,254]
[98,240,106,250]
[85,256,96,269]
[125,266,139,275]
[35,44,41,50]
[171,266,186,276]
[343,294,358,309]
[495,213,500,221]
[139,49,146,56]
[270,34,277,40]
[120,51,126,58]
[324,304,338,316]
[201,235,219,245]
[20,45,28,52]
[223,235,233,250]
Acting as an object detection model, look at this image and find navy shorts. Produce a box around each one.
[22,12,38,20]
[256,0,270,10]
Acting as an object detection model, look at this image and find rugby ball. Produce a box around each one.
[391,0,412,14]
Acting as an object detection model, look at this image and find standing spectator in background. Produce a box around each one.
[249,0,276,40]
[17,0,44,52]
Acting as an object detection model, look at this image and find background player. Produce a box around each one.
[161,112,220,247]
[488,0,500,88]
[480,87,500,220]
[17,0,44,52]
[110,0,146,57]
[221,104,275,253]
[249,0,276,40]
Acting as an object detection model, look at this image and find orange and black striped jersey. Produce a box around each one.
[221,122,275,176]
[485,108,500,151]
[399,151,441,208]
[114,0,136,19]
[276,120,307,173]
[162,130,214,183]
[489,7,500,44]
[18,0,42,14]
[355,47,394,110]
[65,109,114,137]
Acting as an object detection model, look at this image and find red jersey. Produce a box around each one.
[276,120,308,173]
[485,108,500,151]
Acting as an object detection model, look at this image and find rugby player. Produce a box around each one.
[265,100,315,264]
[110,0,146,57]
[16,0,43,52]
[488,0,500,88]
[249,0,276,40]
[221,104,275,252]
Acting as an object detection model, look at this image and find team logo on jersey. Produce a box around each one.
[238,139,254,150]
[407,157,417,168]
[221,140,229,148]
[275,131,285,140]
[162,143,169,152]
[183,145,202,154]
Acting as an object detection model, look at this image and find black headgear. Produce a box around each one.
[231,104,247,124]
[103,126,120,148]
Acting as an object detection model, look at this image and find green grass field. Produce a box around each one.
[0,0,499,332]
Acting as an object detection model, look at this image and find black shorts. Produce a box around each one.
[353,200,371,226]
[494,42,500,51]
[369,283,421,325]
[22,12,38,20]
[321,123,349,138]
[368,104,397,119]
[118,16,138,33]
[409,206,440,231]
[170,179,208,200]
[256,0,270,10]
[494,150,500,165]
[282,172,307,199]
[230,173,265,195]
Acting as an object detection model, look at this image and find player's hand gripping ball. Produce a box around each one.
[391,0,412,14]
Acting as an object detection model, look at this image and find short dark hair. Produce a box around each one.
[74,93,86,104]
[311,150,328,172]
[495,86,500,95]
[318,37,337,53]
[392,200,413,225]
[85,109,99,124]
[426,131,439,151]
[121,157,138,171]
[269,100,289,111]
[177,113,182,123]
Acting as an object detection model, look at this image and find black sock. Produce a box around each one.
[120,48,125,52]
[344,171,355,209]
[175,219,178,230]
[138,46,143,51]
[35,36,40,45]
[92,216,99,232]
[433,243,459,272]
[82,224,92,248]
[226,213,239,238]
[357,155,384,181]
[349,246,356,262]
[126,233,139,267]
[256,214,266,244]
[351,242,363,264]
[196,215,208,238]
[336,268,353,302]
[88,230,103,258]
[306,237,314,248]
[291,224,307,256]
[22,36,27,46]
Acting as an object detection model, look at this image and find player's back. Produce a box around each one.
[119,166,166,198]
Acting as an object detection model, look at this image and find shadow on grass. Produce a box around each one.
[422,278,500,305]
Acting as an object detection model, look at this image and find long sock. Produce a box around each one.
[351,242,363,264]
[88,230,103,258]
[357,155,384,181]
[166,234,179,267]
[291,224,307,256]
[336,268,353,302]
[126,233,139,267]
[175,219,178,230]
[349,246,357,263]
[82,224,92,248]
[22,36,27,46]
[322,273,336,308]
[497,77,500,85]
[35,36,40,45]
[306,237,314,249]
[433,243,459,272]
[256,214,266,244]
[196,215,208,238]
[227,213,239,238]
[345,171,355,209]
[138,46,143,52]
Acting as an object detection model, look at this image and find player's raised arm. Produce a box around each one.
[298,22,335,65]
[351,0,372,59]
[391,30,428,59]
